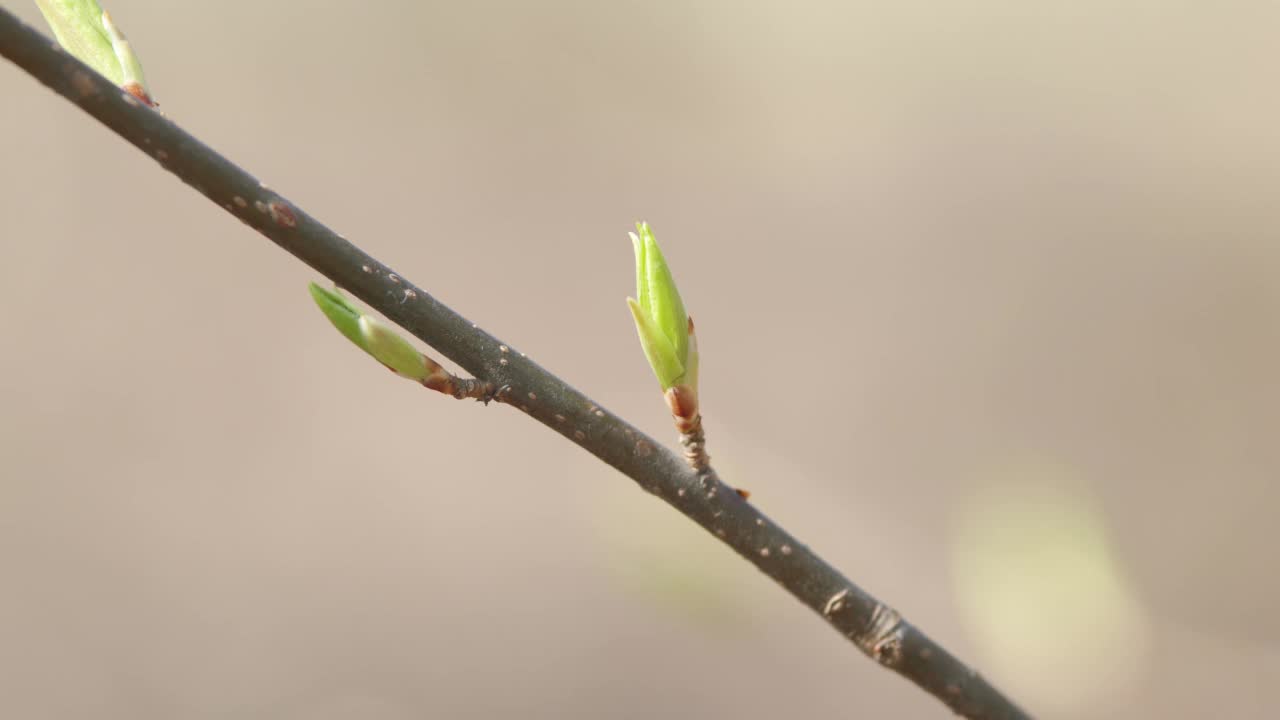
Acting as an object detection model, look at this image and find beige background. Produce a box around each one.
[3,1,1278,718]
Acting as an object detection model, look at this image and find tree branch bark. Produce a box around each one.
[0,8,1030,718]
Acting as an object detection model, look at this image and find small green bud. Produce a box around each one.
[626,222,695,392]
[36,1,152,103]
[308,283,433,382]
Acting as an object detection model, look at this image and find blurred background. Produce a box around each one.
[3,1,1278,717]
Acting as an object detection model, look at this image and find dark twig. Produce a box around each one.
[0,8,1030,719]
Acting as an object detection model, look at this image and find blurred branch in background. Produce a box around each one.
[0,6,1028,719]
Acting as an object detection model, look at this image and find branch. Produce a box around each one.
[0,8,1030,719]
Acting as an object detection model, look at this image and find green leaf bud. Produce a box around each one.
[626,222,695,391]
[37,1,152,103]
[308,283,432,382]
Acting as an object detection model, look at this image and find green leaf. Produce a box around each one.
[628,297,684,389]
[359,316,430,381]
[101,10,147,94]
[634,222,688,363]
[309,283,430,382]
[626,222,693,391]
[309,282,368,352]
[36,1,148,96]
